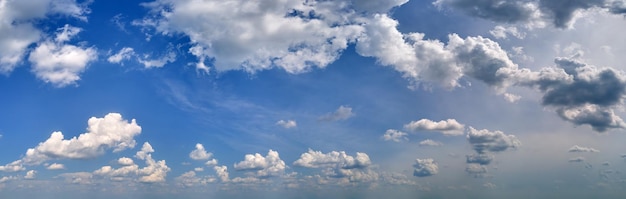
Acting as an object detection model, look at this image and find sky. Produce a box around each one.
[2,0,626,198]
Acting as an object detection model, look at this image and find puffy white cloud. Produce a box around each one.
[46,163,65,170]
[175,171,216,187]
[214,165,229,182]
[319,106,355,122]
[24,170,36,180]
[413,158,438,177]
[28,24,97,87]
[21,113,141,165]
[0,160,25,172]
[276,120,297,129]
[382,129,408,142]
[419,139,443,147]
[467,127,521,154]
[94,142,170,183]
[205,159,218,167]
[189,143,213,160]
[404,119,465,136]
[0,0,88,73]
[294,149,371,169]
[234,150,285,178]
[568,145,600,153]
[107,47,135,64]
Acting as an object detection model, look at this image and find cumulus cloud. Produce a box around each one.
[294,149,376,183]
[465,163,488,177]
[276,120,297,129]
[0,0,88,74]
[413,158,438,177]
[568,145,600,153]
[319,106,355,122]
[107,47,135,64]
[28,24,97,87]
[93,142,171,183]
[46,163,65,170]
[189,143,213,161]
[419,139,443,147]
[467,127,521,154]
[214,165,229,182]
[20,113,141,165]
[382,129,408,142]
[24,170,36,180]
[0,160,25,172]
[404,119,465,136]
[434,0,626,28]
[466,154,495,165]
[234,150,286,178]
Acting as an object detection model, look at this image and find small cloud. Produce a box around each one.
[205,159,218,167]
[194,167,204,172]
[276,120,297,129]
[24,170,36,180]
[382,129,408,142]
[319,106,355,122]
[189,143,213,160]
[413,158,438,177]
[418,139,442,147]
[483,182,497,189]
[404,119,465,136]
[568,145,599,153]
[107,47,135,64]
[46,163,65,170]
[569,156,585,163]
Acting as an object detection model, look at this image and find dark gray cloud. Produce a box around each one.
[435,0,626,28]
[467,127,521,154]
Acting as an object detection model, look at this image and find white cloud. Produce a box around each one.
[413,158,438,177]
[205,159,218,167]
[419,139,443,147]
[21,113,141,165]
[382,129,408,142]
[319,106,355,122]
[404,119,465,136]
[57,172,93,185]
[0,160,25,172]
[46,163,65,170]
[137,51,176,68]
[234,150,286,178]
[465,163,488,177]
[0,0,88,74]
[0,176,16,183]
[175,171,216,187]
[28,24,98,87]
[490,26,526,39]
[117,157,135,166]
[107,47,135,64]
[293,149,372,169]
[214,165,229,182]
[276,120,297,129]
[24,170,36,180]
[193,167,204,172]
[467,127,521,154]
[94,142,171,183]
[568,145,600,153]
[189,143,213,160]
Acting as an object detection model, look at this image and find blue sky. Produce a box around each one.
[2,0,626,198]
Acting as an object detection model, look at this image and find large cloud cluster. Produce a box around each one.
[465,127,520,177]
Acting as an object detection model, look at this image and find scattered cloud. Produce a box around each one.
[276,120,297,129]
[234,150,286,178]
[46,163,65,170]
[466,154,494,165]
[93,142,171,183]
[568,145,600,153]
[294,149,371,169]
[382,129,408,142]
[24,170,36,180]
[419,139,443,147]
[107,47,135,64]
[569,156,586,162]
[465,164,488,177]
[319,106,355,122]
[467,127,521,154]
[413,158,438,177]
[404,119,465,136]
[189,143,213,161]
[137,51,176,68]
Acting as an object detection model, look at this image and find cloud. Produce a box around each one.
[93,142,171,183]
[21,113,141,165]
[465,164,488,177]
[483,182,497,189]
[319,106,355,122]
[467,127,521,154]
[214,165,229,182]
[57,172,93,185]
[404,119,465,136]
[568,145,600,153]
[434,0,626,29]
[139,0,408,73]
[276,120,297,129]
[24,170,36,180]
[569,156,586,162]
[0,176,16,184]
[107,47,135,64]
[189,144,213,160]
[0,0,88,74]
[466,154,495,165]
[413,158,438,177]
[175,171,216,187]
[419,139,443,147]
[205,159,218,167]
[382,129,408,142]
[234,150,286,178]
[0,160,25,172]
[46,163,65,170]
[294,149,372,169]
[137,51,176,68]
[489,26,526,39]
[28,24,98,87]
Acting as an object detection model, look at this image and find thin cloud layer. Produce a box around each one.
[319,106,355,122]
